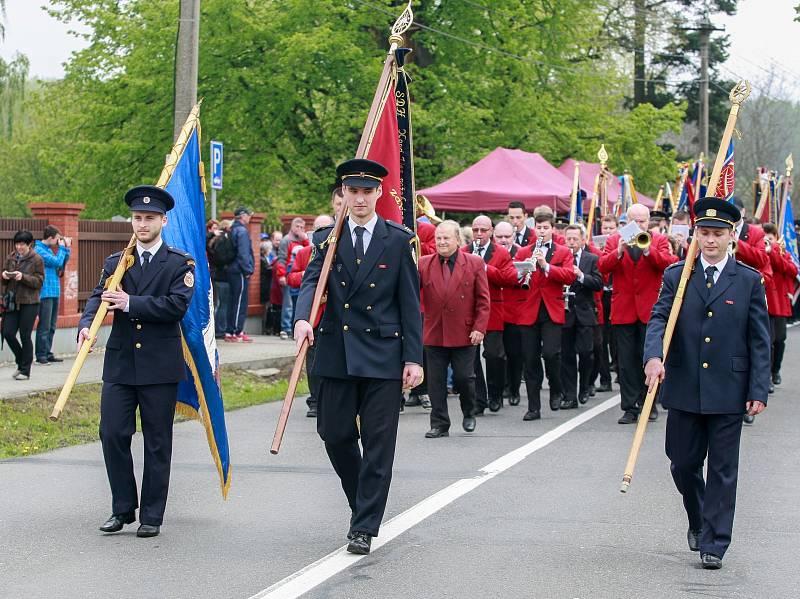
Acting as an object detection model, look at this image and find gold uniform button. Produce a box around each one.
[366,305,372,310]
[365,328,371,333]
[136,324,142,330]
[341,281,346,286]
[394,332,399,337]
[707,311,713,317]
[343,325,349,331]
[702,362,709,369]
[705,337,711,343]
[135,343,142,349]
[344,303,350,309]
[369,283,376,288]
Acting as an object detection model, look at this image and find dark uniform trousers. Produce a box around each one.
[474,331,506,410]
[316,376,402,537]
[560,321,594,401]
[614,321,647,414]
[520,304,562,411]
[666,409,744,558]
[503,323,524,400]
[426,345,477,429]
[100,382,177,525]
[770,315,787,376]
[306,341,321,411]
[591,289,614,387]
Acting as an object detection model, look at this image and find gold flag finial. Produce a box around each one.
[598,144,608,166]
[730,80,751,105]
[389,1,414,45]
[786,153,794,177]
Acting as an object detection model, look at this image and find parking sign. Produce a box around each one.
[210,140,223,190]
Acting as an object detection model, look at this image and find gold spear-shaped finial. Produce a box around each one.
[389,1,414,45]
[598,144,608,167]
[786,153,794,177]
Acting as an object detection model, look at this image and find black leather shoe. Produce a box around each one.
[648,405,659,422]
[405,395,421,407]
[136,524,160,538]
[306,407,317,418]
[596,383,612,392]
[99,513,135,533]
[743,413,755,424]
[488,398,501,412]
[35,359,51,366]
[462,417,476,432]
[687,528,701,552]
[768,383,775,394]
[772,373,781,385]
[549,395,561,411]
[578,391,590,404]
[618,412,637,424]
[347,532,372,555]
[425,427,449,438]
[701,553,722,569]
[48,356,64,363]
[523,410,541,421]
[508,395,520,406]
[560,397,578,409]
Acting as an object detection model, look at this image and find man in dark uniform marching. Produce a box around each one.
[78,185,195,539]
[644,197,770,569]
[294,158,423,555]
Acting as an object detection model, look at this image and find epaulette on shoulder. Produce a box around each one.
[167,245,191,258]
[665,261,684,272]
[735,260,762,278]
[109,250,123,258]
[386,220,415,237]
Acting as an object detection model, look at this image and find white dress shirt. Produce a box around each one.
[700,252,728,284]
[123,239,164,312]
[348,214,378,255]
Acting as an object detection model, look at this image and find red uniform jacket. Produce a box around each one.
[501,244,526,325]
[766,247,798,317]
[419,251,491,347]
[598,231,677,325]
[736,222,773,287]
[514,241,576,325]
[461,242,518,331]
[417,220,437,256]
[286,244,324,326]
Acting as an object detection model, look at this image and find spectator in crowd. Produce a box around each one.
[34,225,71,365]
[419,220,490,438]
[207,218,235,339]
[260,237,274,334]
[275,217,309,340]
[2,230,44,380]
[226,207,255,343]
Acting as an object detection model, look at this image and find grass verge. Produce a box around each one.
[0,367,307,459]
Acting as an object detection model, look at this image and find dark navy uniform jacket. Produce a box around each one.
[294,217,423,380]
[80,243,195,386]
[643,258,771,414]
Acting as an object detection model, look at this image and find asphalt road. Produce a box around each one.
[2,328,798,598]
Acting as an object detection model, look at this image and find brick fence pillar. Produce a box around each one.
[247,213,265,313]
[28,203,85,317]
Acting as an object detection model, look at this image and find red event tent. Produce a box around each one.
[418,148,574,213]
[557,159,655,209]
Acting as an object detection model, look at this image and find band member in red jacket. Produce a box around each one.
[495,221,526,407]
[731,197,772,286]
[599,204,677,424]
[463,215,518,414]
[588,214,618,395]
[287,214,334,418]
[762,223,798,396]
[420,221,490,438]
[515,208,576,421]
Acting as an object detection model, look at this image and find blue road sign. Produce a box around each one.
[210,140,223,190]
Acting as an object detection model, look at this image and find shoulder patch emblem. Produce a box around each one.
[184,271,194,288]
[410,243,418,266]
[187,259,196,267]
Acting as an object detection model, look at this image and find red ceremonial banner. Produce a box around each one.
[366,81,404,224]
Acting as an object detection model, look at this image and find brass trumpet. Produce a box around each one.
[627,231,652,251]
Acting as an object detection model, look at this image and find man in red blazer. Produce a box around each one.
[514,210,576,421]
[762,223,798,397]
[495,221,526,407]
[731,197,773,287]
[599,204,677,424]
[287,214,334,417]
[420,220,491,438]
[463,215,518,414]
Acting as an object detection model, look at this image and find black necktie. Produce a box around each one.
[354,226,365,266]
[141,250,151,270]
[476,245,484,256]
[573,252,579,266]
[705,265,717,293]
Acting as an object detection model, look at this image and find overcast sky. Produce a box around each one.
[1,0,799,95]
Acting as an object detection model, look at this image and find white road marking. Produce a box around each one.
[249,395,621,599]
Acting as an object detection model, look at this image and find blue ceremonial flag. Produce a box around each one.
[783,196,799,268]
[162,124,232,498]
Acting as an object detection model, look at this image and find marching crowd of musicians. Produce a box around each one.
[290,194,797,436]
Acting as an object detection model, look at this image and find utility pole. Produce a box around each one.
[173,0,200,141]
[688,14,723,159]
